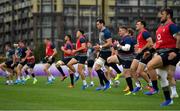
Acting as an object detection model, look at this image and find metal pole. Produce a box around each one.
[115,0,118,29]
[40,0,43,42]
[51,0,54,42]
[164,0,167,8]
[137,0,140,19]
[88,8,92,42]
[102,0,105,20]
[76,0,80,29]
[10,0,15,43]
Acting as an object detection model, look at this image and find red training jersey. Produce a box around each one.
[156,21,176,49]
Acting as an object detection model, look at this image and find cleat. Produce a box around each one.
[171,94,179,99]
[82,84,88,90]
[144,88,159,95]
[14,80,21,84]
[33,79,38,84]
[123,86,130,92]
[132,87,142,93]
[114,73,122,80]
[25,76,30,81]
[90,83,95,87]
[61,76,67,81]
[68,84,74,88]
[74,76,79,83]
[124,91,135,96]
[46,80,53,84]
[144,85,152,90]
[21,80,26,85]
[103,82,110,91]
[96,86,104,91]
[52,77,55,81]
[160,99,173,107]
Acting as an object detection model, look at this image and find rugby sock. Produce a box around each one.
[83,80,87,86]
[96,69,105,86]
[170,85,177,95]
[152,80,159,91]
[25,70,29,75]
[109,63,121,74]
[70,73,74,85]
[135,81,141,87]
[162,86,171,100]
[48,76,52,81]
[57,66,65,76]
[31,73,35,78]
[97,69,109,84]
[51,75,55,80]
[126,77,133,92]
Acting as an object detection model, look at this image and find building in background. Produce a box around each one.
[0,0,180,53]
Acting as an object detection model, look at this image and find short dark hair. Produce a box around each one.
[161,8,173,18]
[128,28,134,36]
[66,34,72,40]
[136,20,146,28]
[96,18,105,25]
[119,26,128,31]
[5,42,11,47]
[19,40,25,44]
[45,38,50,41]
[78,29,84,35]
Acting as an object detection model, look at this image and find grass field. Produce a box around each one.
[0,76,180,110]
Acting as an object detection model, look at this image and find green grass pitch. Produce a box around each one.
[0,77,180,110]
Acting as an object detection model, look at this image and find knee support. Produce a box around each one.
[94,57,105,67]
[157,68,169,87]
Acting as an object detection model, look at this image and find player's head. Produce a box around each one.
[87,41,92,48]
[65,34,71,41]
[18,40,25,47]
[160,8,173,23]
[4,42,11,51]
[76,29,84,38]
[44,38,50,44]
[119,26,128,37]
[136,20,146,31]
[128,28,134,36]
[96,19,105,30]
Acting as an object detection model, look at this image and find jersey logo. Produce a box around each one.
[157,34,161,40]
[163,29,165,32]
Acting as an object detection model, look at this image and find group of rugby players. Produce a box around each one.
[0,8,179,106]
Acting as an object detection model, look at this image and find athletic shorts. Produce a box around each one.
[27,63,35,69]
[117,55,132,69]
[43,57,55,65]
[140,53,153,64]
[5,61,13,69]
[135,52,143,61]
[19,59,27,66]
[62,57,72,65]
[99,50,112,66]
[75,55,87,64]
[87,59,94,68]
[157,50,180,66]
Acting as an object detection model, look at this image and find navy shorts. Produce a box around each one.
[75,55,87,64]
[117,55,132,69]
[43,57,55,65]
[87,59,94,68]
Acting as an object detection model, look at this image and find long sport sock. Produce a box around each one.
[126,77,134,92]
[96,69,105,86]
[57,66,65,76]
[70,73,74,85]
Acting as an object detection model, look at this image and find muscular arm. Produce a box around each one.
[140,37,153,52]
[176,32,180,49]
[75,43,86,52]
[52,48,57,57]
[102,38,112,48]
